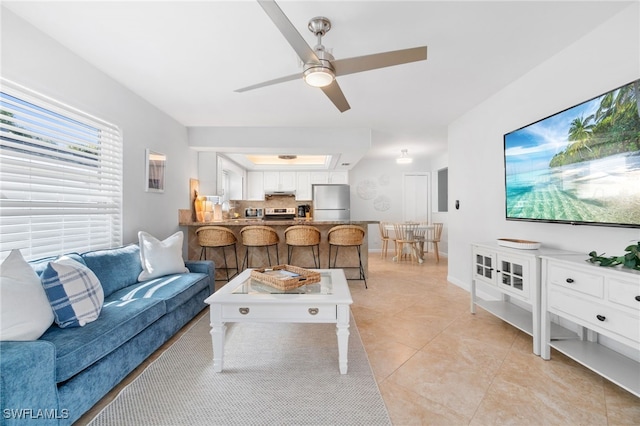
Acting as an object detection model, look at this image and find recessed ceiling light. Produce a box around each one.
[246,155,329,165]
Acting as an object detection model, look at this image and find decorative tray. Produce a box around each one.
[250,264,321,291]
[497,238,541,250]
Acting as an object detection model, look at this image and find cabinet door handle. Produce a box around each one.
[635,296,640,302]
[566,278,574,284]
[596,314,606,322]
[308,308,319,315]
[239,307,250,315]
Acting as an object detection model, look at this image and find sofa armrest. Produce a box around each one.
[0,341,61,425]
[185,260,215,294]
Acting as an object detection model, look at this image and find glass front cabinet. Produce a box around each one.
[473,246,530,301]
[471,242,543,355]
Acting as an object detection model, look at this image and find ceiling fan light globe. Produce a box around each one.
[303,67,335,87]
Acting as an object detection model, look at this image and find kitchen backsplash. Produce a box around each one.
[233,196,312,217]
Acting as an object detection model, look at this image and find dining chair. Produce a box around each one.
[392,222,422,264]
[413,222,429,259]
[378,221,394,259]
[424,222,444,263]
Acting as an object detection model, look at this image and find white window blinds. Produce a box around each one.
[0,78,123,261]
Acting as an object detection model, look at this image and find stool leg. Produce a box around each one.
[242,247,249,270]
[200,247,206,261]
[266,246,272,266]
[287,245,293,264]
[311,245,319,268]
[232,243,239,278]
[331,246,340,269]
[221,246,230,281]
[357,245,367,289]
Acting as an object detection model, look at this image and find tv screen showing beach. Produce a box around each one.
[504,80,640,228]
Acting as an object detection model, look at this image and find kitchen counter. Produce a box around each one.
[179,218,378,282]
[179,218,379,226]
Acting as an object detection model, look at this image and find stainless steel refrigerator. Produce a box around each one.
[312,184,350,221]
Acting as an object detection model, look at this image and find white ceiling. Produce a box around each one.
[3,0,633,166]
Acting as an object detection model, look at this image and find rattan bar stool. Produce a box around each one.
[327,225,367,288]
[240,225,280,269]
[284,225,321,268]
[195,226,239,282]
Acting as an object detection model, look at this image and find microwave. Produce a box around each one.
[244,208,264,218]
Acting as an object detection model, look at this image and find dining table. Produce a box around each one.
[385,222,434,263]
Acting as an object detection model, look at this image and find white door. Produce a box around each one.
[403,173,430,222]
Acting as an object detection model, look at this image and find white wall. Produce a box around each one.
[1,8,197,246]
[448,4,640,289]
[350,153,449,255]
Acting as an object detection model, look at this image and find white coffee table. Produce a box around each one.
[204,268,353,374]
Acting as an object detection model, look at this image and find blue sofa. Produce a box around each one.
[0,245,214,425]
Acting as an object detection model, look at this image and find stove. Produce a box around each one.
[263,207,296,220]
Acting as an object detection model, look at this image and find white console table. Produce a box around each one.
[540,254,640,397]
[471,242,573,356]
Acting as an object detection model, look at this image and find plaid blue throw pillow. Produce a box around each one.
[41,256,104,328]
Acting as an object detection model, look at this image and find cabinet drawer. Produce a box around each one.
[549,289,640,344]
[221,304,336,321]
[608,277,640,312]
[548,263,604,298]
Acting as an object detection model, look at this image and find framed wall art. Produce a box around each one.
[145,149,166,193]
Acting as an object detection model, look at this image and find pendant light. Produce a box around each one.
[396,149,413,164]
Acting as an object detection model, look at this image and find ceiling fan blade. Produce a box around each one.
[258,0,319,65]
[321,81,351,113]
[332,46,427,77]
[235,72,301,93]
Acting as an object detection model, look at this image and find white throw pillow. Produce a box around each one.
[138,231,188,281]
[0,249,54,340]
[41,257,104,328]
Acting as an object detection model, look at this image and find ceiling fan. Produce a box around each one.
[235,0,428,113]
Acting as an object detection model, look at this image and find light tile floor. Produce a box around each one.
[80,252,640,425]
[353,252,640,425]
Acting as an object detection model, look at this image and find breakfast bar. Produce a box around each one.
[179,217,377,282]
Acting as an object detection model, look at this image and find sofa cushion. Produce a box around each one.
[138,231,188,281]
[39,295,165,383]
[111,272,209,313]
[29,253,84,277]
[82,245,143,297]
[41,257,105,328]
[0,249,54,340]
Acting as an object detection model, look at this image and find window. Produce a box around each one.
[0,79,122,261]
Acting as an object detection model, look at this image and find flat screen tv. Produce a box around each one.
[504,79,640,228]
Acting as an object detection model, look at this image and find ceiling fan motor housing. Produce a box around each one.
[308,16,331,36]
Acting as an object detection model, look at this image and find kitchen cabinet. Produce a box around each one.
[310,172,329,185]
[246,170,348,201]
[246,171,264,200]
[296,172,312,200]
[263,171,296,191]
[540,254,640,397]
[329,171,348,184]
[309,171,348,185]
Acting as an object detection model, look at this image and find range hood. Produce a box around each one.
[265,190,296,198]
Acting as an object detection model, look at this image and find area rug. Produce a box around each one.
[87,314,391,425]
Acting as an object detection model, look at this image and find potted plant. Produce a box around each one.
[588,242,640,271]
